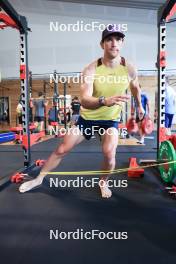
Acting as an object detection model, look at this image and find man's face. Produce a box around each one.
[101,34,124,59]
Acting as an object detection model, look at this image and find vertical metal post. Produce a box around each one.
[43,80,47,133]
[63,82,67,129]
[53,70,59,124]
[157,22,166,158]
[53,70,59,97]
[29,70,33,124]
[20,32,31,167]
[125,89,128,123]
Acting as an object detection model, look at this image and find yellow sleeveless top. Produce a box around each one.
[81,57,130,120]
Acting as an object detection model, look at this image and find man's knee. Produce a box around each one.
[55,143,70,157]
[103,149,116,166]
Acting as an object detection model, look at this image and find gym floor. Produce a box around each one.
[0,133,176,264]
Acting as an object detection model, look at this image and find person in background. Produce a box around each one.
[16,97,23,127]
[30,92,48,131]
[131,84,150,144]
[48,103,60,135]
[165,76,176,135]
[70,96,81,126]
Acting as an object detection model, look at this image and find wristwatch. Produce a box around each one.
[98,96,106,106]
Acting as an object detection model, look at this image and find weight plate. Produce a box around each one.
[158,140,176,183]
[142,117,154,135]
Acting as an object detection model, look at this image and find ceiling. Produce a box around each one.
[47,0,166,10]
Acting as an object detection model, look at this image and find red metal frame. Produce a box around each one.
[166,2,176,21]
[0,13,18,29]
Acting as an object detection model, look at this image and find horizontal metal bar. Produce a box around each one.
[166,17,176,23]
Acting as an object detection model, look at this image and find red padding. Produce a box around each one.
[166,3,176,21]
[10,127,23,132]
[0,13,18,29]
[128,157,144,178]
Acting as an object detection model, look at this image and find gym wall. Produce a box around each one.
[0,0,176,78]
[1,0,176,129]
[0,75,158,129]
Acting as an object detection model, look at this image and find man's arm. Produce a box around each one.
[29,99,34,108]
[80,62,101,109]
[44,100,48,107]
[127,62,145,118]
[80,62,130,109]
[131,97,136,116]
[146,98,150,115]
[127,63,142,107]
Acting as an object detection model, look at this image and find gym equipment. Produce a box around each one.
[157,0,176,157]
[165,185,176,194]
[11,173,25,183]
[128,157,144,178]
[10,125,36,144]
[22,130,45,149]
[141,116,154,135]
[0,13,18,29]
[126,118,138,133]
[0,132,15,144]
[35,159,46,166]
[169,134,176,149]
[159,127,169,143]
[0,0,31,167]
[158,140,176,183]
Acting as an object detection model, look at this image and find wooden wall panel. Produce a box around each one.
[0,75,175,130]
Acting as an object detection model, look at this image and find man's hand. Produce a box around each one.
[105,95,130,107]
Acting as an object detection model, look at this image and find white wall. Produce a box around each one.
[0,0,176,78]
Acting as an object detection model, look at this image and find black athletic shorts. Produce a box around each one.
[34,116,45,122]
[76,116,118,140]
[18,116,22,125]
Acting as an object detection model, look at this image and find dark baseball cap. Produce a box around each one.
[101,24,125,42]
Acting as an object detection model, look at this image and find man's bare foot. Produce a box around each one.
[99,180,112,198]
[19,177,43,193]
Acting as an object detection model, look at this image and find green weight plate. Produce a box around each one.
[159,140,176,183]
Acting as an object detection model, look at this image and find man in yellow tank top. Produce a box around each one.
[19,25,145,198]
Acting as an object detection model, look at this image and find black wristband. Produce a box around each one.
[98,96,105,106]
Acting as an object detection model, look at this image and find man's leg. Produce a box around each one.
[39,120,44,131]
[34,121,39,130]
[99,127,119,198]
[137,122,145,144]
[19,126,85,193]
[167,114,174,135]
